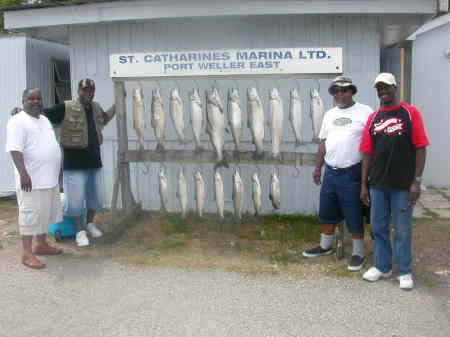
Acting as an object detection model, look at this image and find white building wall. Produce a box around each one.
[0,36,69,196]
[68,15,380,214]
[26,38,69,107]
[411,23,450,188]
[0,36,27,196]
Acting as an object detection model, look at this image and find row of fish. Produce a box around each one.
[132,87,325,160]
[158,169,281,219]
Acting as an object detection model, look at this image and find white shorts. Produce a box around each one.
[17,186,62,236]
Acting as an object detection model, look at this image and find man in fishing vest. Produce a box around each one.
[44,79,115,247]
[360,73,429,290]
[292,76,373,272]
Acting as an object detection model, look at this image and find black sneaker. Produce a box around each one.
[302,246,333,258]
[348,255,365,271]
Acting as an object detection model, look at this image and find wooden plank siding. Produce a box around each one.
[68,14,380,214]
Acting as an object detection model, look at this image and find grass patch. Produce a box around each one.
[156,239,186,252]
[326,264,363,279]
[165,213,188,234]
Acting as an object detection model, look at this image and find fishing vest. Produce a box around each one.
[60,100,104,149]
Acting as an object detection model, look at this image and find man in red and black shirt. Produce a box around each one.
[360,73,429,291]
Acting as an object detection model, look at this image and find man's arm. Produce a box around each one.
[313,141,326,185]
[410,147,427,203]
[43,103,65,125]
[360,153,371,206]
[10,151,32,192]
[103,104,116,125]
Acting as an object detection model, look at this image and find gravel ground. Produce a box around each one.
[1,251,449,337]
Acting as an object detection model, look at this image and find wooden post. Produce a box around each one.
[114,80,135,211]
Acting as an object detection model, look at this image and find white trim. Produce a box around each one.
[5,0,436,30]
[407,12,450,40]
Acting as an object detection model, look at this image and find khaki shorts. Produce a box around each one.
[17,186,62,236]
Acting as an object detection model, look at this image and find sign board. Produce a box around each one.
[110,47,342,78]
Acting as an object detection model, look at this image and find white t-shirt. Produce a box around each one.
[318,102,373,168]
[6,111,61,190]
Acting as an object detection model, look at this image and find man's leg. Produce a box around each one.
[85,169,104,238]
[363,188,393,282]
[34,187,63,255]
[303,166,341,258]
[336,165,365,271]
[17,189,45,269]
[390,189,414,290]
[63,170,89,246]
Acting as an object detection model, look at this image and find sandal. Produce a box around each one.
[22,255,46,270]
[33,244,63,256]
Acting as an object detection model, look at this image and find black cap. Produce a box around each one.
[78,78,96,90]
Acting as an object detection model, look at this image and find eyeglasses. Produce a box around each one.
[332,87,351,94]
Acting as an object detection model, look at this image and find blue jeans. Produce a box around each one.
[319,164,364,235]
[370,188,413,276]
[63,169,104,218]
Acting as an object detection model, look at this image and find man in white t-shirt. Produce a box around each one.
[301,76,372,271]
[6,88,63,269]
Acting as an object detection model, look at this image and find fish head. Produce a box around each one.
[252,172,259,182]
[291,89,299,99]
[194,171,202,181]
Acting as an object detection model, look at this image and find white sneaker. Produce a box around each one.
[363,266,392,282]
[398,274,414,291]
[86,222,103,238]
[76,230,90,247]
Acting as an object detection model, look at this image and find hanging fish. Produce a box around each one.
[151,88,166,151]
[252,172,262,216]
[289,89,303,146]
[194,171,206,217]
[310,88,325,140]
[170,89,186,145]
[132,88,146,151]
[269,88,284,159]
[190,88,204,151]
[232,170,244,219]
[247,87,265,158]
[228,88,243,153]
[177,169,188,218]
[214,171,225,220]
[158,170,169,212]
[206,87,228,168]
[269,171,281,209]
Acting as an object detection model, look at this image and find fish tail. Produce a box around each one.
[156,142,165,151]
[214,159,229,170]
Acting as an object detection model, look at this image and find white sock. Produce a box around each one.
[320,233,334,250]
[352,238,365,257]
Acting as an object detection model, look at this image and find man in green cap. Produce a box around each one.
[298,76,373,271]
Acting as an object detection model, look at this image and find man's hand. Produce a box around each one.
[20,172,32,192]
[10,106,21,116]
[410,182,421,205]
[313,167,322,185]
[360,184,370,207]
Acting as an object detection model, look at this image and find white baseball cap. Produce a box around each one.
[373,73,397,87]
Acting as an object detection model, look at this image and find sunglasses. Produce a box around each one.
[332,87,352,94]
